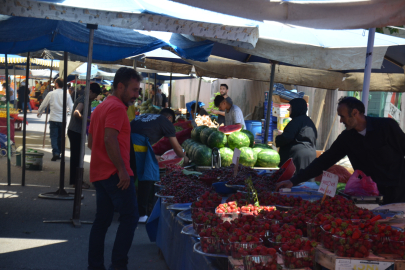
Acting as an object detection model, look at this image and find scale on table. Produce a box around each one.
[211,147,221,168]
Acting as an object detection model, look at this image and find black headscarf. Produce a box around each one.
[289,98,307,119]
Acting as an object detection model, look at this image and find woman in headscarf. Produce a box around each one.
[275,98,317,176]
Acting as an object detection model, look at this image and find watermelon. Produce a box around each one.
[218,124,242,135]
[256,149,280,167]
[253,143,272,155]
[219,147,233,167]
[191,125,208,142]
[207,131,228,149]
[182,139,193,152]
[194,145,212,166]
[254,143,272,150]
[228,131,250,150]
[161,149,182,160]
[200,127,217,146]
[189,143,203,161]
[241,129,254,147]
[239,147,257,167]
[159,157,184,169]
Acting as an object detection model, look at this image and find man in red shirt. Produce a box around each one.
[87,67,141,270]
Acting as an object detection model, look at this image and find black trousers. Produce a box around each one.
[137,180,156,216]
[68,130,82,185]
[377,185,405,205]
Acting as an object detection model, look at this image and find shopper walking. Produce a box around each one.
[87,67,141,270]
[37,78,73,161]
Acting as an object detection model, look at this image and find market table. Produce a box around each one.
[155,199,228,270]
[0,117,15,141]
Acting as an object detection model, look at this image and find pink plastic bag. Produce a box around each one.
[344,170,379,196]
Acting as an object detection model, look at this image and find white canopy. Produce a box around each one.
[169,0,405,30]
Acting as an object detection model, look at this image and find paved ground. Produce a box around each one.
[0,112,169,270]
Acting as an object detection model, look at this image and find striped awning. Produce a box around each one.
[0,57,60,68]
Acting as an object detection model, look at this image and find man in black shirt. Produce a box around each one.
[130,108,188,222]
[276,97,405,204]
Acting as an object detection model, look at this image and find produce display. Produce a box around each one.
[218,124,242,135]
[139,99,161,114]
[156,165,404,268]
[194,115,219,128]
[228,131,250,150]
[183,125,280,167]
[200,127,216,145]
[207,131,228,149]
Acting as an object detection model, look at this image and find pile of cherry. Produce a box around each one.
[188,191,405,269]
[158,170,212,204]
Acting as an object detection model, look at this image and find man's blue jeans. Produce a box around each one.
[49,121,62,157]
[22,98,32,112]
[88,174,139,270]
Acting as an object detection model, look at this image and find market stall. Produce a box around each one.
[148,119,405,270]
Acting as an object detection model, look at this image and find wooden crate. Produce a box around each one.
[315,246,405,270]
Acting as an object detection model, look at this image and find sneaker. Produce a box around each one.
[51,156,58,161]
[82,182,90,189]
[138,215,148,223]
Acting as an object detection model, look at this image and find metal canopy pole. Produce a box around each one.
[154,73,157,105]
[168,73,172,108]
[74,75,78,101]
[39,52,75,200]
[264,61,277,144]
[147,73,150,102]
[71,24,97,227]
[43,58,53,148]
[13,66,16,109]
[194,78,202,119]
[5,54,11,185]
[361,28,376,115]
[22,52,30,186]
[42,27,96,226]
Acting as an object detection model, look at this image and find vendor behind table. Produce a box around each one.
[276,97,405,205]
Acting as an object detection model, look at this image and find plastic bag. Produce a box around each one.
[344,170,379,196]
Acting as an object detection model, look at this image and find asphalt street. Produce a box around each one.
[0,111,169,270]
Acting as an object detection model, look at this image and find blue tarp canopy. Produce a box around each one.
[0,15,214,62]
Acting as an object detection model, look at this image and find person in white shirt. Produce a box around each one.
[37,78,73,161]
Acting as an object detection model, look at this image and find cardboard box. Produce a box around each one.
[277,117,291,131]
[273,103,290,117]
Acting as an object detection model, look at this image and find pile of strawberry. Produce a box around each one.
[191,191,222,209]
[307,214,335,242]
[365,222,403,255]
[192,210,223,233]
[216,201,240,213]
[280,239,319,269]
[321,196,374,220]
[333,229,372,258]
[388,233,405,260]
[241,205,276,216]
[243,247,278,270]
[226,192,252,205]
[261,209,287,224]
[268,224,303,250]
[228,229,263,259]
[258,192,304,207]
[199,226,230,254]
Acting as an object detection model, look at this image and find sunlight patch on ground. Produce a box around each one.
[0,238,68,254]
[0,190,18,198]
